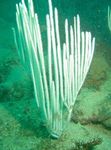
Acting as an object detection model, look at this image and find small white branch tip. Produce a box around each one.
[108,6,111,32]
[14,0,95,138]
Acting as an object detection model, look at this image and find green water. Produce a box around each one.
[0,0,111,149]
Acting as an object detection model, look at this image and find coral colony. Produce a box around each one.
[13,0,95,138]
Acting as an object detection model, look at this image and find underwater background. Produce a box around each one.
[0,0,111,149]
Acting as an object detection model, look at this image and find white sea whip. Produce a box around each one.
[13,0,95,138]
